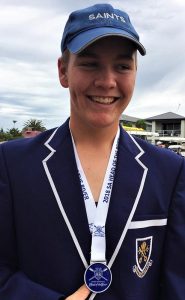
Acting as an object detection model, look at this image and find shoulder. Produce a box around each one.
[120,129,184,173]
[132,135,184,171]
[0,119,70,165]
[134,135,179,157]
[0,128,56,153]
[0,128,61,168]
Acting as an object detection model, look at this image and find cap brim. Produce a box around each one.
[67,27,146,56]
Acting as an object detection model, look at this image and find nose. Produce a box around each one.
[94,68,117,89]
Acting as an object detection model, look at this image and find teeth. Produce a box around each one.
[91,96,116,104]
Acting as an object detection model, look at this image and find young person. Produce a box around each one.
[0,4,185,300]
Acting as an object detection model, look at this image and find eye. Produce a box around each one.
[80,62,98,69]
[116,64,130,71]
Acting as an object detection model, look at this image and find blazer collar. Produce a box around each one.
[43,120,148,267]
[43,119,91,268]
[106,127,148,265]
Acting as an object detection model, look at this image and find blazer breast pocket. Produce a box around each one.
[114,214,167,298]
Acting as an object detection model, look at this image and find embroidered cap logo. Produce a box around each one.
[88,12,126,23]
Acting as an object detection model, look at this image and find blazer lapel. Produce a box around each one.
[42,120,91,268]
[106,128,148,266]
[42,122,148,269]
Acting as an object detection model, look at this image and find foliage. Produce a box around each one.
[22,119,46,132]
[121,121,132,127]
[135,119,146,130]
[0,118,46,142]
[0,128,5,142]
[7,128,22,137]
[0,128,22,141]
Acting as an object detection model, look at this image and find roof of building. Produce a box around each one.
[120,114,140,122]
[146,112,185,121]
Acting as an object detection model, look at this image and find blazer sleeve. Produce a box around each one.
[0,144,65,300]
[159,157,185,299]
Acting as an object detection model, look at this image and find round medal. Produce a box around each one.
[84,262,112,293]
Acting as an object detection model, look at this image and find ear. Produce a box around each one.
[58,57,69,88]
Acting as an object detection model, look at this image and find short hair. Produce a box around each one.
[61,49,70,65]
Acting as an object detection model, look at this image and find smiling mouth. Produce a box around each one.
[88,96,120,105]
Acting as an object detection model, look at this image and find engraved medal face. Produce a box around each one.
[84,262,112,293]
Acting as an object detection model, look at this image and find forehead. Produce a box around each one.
[77,36,136,57]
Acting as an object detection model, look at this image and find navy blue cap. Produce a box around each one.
[61,4,146,56]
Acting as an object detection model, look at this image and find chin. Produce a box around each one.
[90,118,118,129]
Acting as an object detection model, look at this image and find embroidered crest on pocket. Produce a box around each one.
[133,236,153,278]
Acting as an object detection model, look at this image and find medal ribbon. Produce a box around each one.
[71,127,120,263]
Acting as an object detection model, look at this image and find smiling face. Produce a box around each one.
[58,36,137,131]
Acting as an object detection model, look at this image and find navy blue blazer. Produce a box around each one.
[0,119,185,300]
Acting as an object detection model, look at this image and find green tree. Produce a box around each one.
[0,128,6,142]
[121,121,132,127]
[1,128,22,141]
[135,119,146,130]
[23,119,46,132]
[7,128,22,138]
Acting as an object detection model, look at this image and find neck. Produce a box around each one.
[70,118,120,202]
[69,119,119,149]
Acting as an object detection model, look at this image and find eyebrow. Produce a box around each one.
[77,51,134,60]
[77,51,98,59]
[115,54,134,61]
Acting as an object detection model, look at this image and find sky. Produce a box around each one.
[0,0,185,130]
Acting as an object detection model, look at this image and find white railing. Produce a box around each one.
[156,130,181,137]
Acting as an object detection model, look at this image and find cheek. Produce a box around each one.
[124,75,136,96]
[68,80,86,106]
[69,81,83,95]
[120,81,135,99]
[68,73,91,97]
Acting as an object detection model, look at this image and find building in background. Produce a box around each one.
[119,114,140,127]
[120,114,158,142]
[145,112,185,145]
